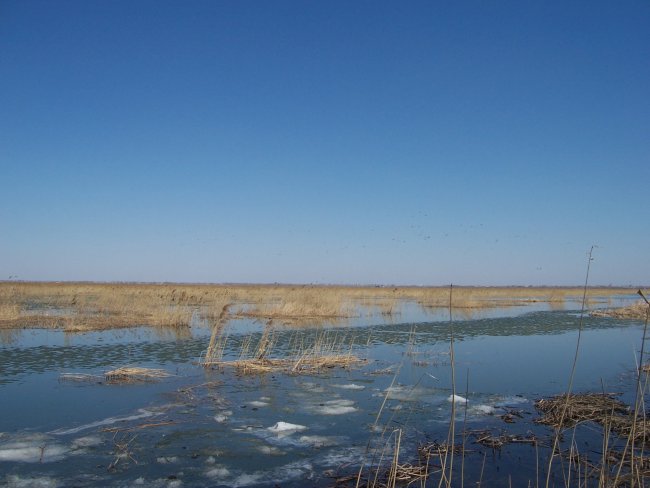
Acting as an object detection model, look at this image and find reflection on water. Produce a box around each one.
[0,297,647,487]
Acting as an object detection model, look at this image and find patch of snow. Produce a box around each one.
[206,467,230,478]
[473,404,496,415]
[50,408,159,435]
[71,436,102,449]
[267,422,308,435]
[332,383,365,390]
[248,401,269,408]
[0,436,69,463]
[5,475,61,488]
[298,435,340,447]
[447,394,467,405]
[314,399,358,415]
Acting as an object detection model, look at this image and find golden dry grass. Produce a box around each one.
[104,367,171,384]
[592,300,649,320]
[0,281,635,331]
[203,324,365,375]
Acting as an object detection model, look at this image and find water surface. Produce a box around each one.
[1,297,646,487]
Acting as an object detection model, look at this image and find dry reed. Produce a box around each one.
[592,300,649,320]
[104,367,171,384]
[0,281,634,331]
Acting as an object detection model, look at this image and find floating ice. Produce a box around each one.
[248,400,269,408]
[447,394,468,405]
[214,414,229,423]
[4,475,61,488]
[256,445,285,455]
[229,460,313,487]
[206,467,230,478]
[229,473,263,487]
[0,444,69,463]
[332,383,365,390]
[0,435,69,463]
[473,404,496,415]
[71,436,102,449]
[318,447,365,467]
[50,408,159,435]
[495,396,528,407]
[384,385,432,401]
[298,382,326,393]
[156,456,179,464]
[298,435,340,447]
[314,399,358,415]
[267,422,308,434]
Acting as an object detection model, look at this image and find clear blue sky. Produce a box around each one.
[1,1,648,286]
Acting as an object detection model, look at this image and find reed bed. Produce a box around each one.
[206,355,366,375]
[202,326,366,375]
[104,367,171,384]
[59,372,103,383]
[536,393,650,447]
[592,300,649,320]
[535,393,630,429]
[0,281,634,331]
[60,367,172,384]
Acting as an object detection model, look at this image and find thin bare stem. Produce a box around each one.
[545,245,595,488]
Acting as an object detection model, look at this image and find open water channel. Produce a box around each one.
[0,295,646,487]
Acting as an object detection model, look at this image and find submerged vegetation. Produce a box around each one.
[0,281,635,332]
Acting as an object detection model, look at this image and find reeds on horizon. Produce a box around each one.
[0,281,636,332]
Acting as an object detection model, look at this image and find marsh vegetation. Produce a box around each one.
[0,281,633,331]
[0,282,648,487]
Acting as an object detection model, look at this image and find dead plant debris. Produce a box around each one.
[104,367,171,384]
[535,392,650,445]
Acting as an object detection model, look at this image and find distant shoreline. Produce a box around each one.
[1,281,641,332]
[0,280,643,290]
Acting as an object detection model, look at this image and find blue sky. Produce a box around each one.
[1,1,648,286]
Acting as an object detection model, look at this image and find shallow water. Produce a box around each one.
[0,296,646,487]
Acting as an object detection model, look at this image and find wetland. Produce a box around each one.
[0,283,648,487]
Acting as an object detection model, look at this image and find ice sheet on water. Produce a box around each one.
[0,434,69,463]
[317,446,365,467]
[447,394,468,404]
[71,435,103,449]
[332,383,365,390]
[382,385,434,401]
[255,445,285,455]
[297,381,326,393]
[4,475,61,488]
[313,399,358,415]
[49,407,164,435]
[472,404,496,415]
[298,435,342,447]
[157,456,179,464]
[267,422,308,435]
[227,460,314,488]
[248,400,269,408]
[206,466,230,479]
[495,395,528,407]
